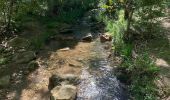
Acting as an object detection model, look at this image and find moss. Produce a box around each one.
[0,57,8,65]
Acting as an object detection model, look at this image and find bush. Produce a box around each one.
[31,31,56,50]
[118,53,159,100]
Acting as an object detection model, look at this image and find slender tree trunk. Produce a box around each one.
[47,0,55,16]
[7,0,14,32]
[127,10,134,33]
[124,0,134,42]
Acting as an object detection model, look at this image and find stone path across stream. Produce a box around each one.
[5,16,127,100]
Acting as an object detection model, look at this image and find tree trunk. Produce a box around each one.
[127,10,134,33]
[47,0,55,16]
[7,0,14,33]
[123,0,134,42]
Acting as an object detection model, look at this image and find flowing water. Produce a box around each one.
[77,40,128,100]
[70,15,128,100]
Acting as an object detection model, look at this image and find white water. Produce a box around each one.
[77,41,128,100]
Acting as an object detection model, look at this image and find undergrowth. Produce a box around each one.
[95,3,159,100]
[25,0,98,50]
[117,52,159,100]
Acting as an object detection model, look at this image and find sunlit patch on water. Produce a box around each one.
[77,68,101,100]
[76,17,128,100]
[77,59,128,100]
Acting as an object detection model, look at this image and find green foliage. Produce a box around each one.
[48,0,98,23]
[128,0,166,39]
[56,9,85,23]
[95,9,127,46]
[107,10,127,44]
[0,0,47,35]
[95,1,165,99]
[166,0,170,7]
[119,43,133,58]
[0,58,8,65]
[31,31,56,50]
[118,52,159,100]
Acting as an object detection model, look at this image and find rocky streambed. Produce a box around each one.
[77,40,128,100]
[0,16,128,100]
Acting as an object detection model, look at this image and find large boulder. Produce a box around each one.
[50,85,77,100]
[12,51,36,64]
[0,75,10,88]
[49,74,79,90]
[8,37,30,50]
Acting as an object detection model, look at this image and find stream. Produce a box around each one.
[77,40,128,100]
[75,16,128,100]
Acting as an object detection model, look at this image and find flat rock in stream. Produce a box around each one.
[50,85,77,100]
[49,74,79,90]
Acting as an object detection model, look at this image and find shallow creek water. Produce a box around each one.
[77,40,128,100]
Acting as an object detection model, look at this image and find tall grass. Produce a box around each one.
[105,10,127,45]
[95,9,127,52]
[119,53,159,100]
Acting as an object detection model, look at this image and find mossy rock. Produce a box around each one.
[8,37,31,50]
[12,51,36,64]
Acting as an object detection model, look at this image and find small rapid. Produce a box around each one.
[77,41,128,100]
[71,14,128,100]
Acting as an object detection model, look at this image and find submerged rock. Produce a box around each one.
[13,51,36,64]
[50,85,77,100]
[49,74,79,90]
[0,75,10,88]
